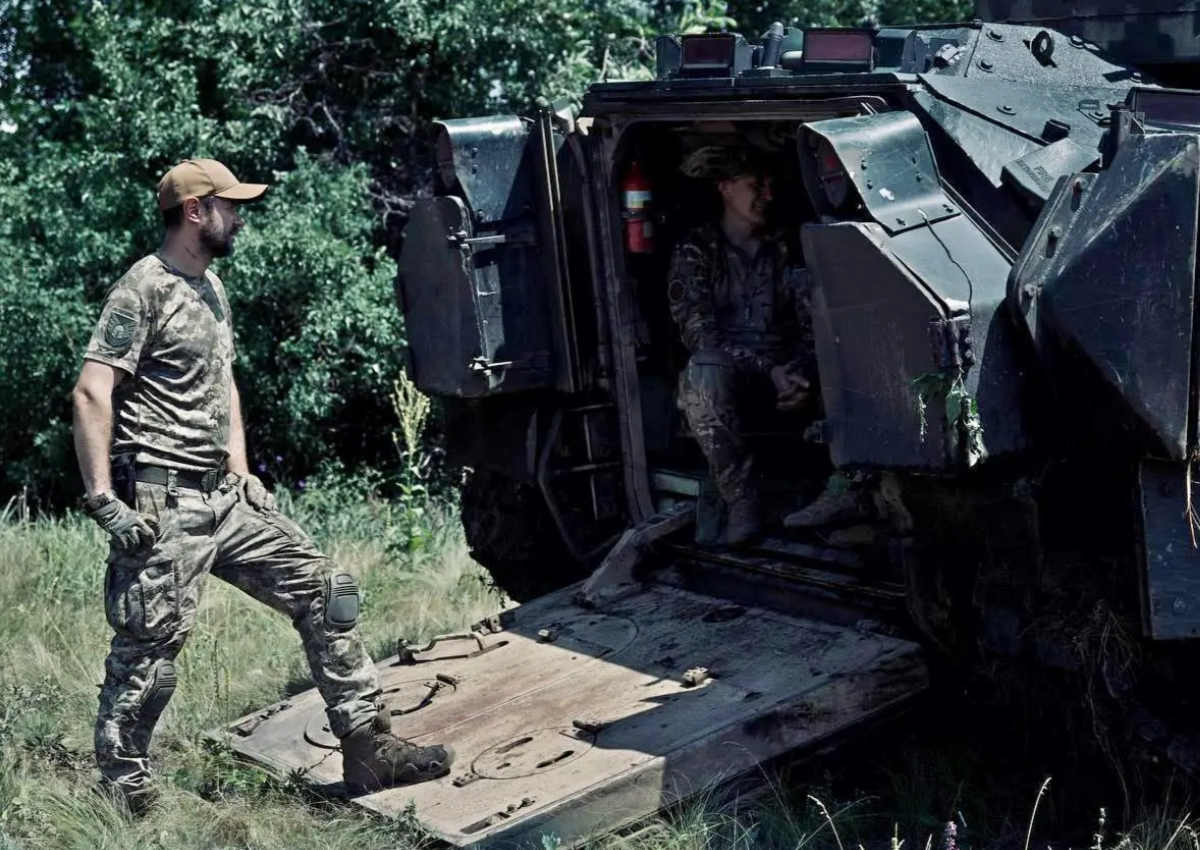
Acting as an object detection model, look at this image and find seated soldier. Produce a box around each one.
[668,145,814,544]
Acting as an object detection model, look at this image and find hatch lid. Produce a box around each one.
[217,584,926,848]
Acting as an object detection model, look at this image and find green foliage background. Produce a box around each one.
[0,0,970,506]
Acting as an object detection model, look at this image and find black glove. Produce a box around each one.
[83,490,158,551]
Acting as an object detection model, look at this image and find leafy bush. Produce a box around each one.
[0,0,972,507]
[0,0,650,505]
[218,153,404,479]
[0,148,396,503]
[729,0,972,33]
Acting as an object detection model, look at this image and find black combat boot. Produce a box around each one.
[724,495,763,545]
[94,779,159,818]
[784,473,868,528]
[341,710,455,794]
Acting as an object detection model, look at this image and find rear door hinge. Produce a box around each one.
[928,314,974,372]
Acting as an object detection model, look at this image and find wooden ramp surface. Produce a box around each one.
[220,584,926,848]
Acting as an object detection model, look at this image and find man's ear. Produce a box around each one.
[182,197,204,225]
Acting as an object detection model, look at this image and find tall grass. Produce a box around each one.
[0,373,509,848]
[2,500,1200,849]
[0,495,498,850]
[2,380,1198,848]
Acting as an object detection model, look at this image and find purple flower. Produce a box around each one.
[298,480,306,490]
[943,821,958,850]
[256,461,267,473]
[275,455,283,463]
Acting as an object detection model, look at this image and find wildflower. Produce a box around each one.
[943,821,957,850]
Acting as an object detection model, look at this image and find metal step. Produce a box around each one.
[657,534,908,629]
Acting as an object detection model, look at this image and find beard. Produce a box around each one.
[200,220,236,258]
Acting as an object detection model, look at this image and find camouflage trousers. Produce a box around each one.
[96,476,379,793]
[678,351,761,506]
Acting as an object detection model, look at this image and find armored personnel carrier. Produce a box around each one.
[222,3,1200,845]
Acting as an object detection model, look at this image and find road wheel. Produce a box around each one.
[459,467,587,602]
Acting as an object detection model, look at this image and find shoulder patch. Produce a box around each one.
[668,281,685,302]
[103,308,138,353]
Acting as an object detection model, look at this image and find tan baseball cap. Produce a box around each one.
[156,158,269,211]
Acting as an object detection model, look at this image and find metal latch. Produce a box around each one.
[468,351,551,377]
[448,231,507,248]
[397,632,507,664]
[469,357,514,376]
[928,314,974,371]
[448,225,537,252]
[933,44,962,68]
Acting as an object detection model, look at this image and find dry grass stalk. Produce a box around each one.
[808,795,846,850]
[1024,777,1052,850]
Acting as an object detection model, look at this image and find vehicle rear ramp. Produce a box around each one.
[219,582,926,848]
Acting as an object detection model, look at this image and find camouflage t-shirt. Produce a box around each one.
[83,254,237,472]
[667,223,814,375]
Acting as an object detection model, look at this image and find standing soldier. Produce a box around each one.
[71,158,454,815]
[669,145,814,544]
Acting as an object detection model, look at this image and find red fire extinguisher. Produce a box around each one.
[621,161,654,255]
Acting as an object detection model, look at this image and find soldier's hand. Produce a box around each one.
[770,365,809,409]
[84,491,158,552]
[234,473,277,513]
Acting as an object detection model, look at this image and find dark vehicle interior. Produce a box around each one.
[610,119,839,534]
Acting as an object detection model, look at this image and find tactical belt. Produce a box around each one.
[135,465,226,493]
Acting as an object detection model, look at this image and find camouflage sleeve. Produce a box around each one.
[728,344,774,375]
[667,239,773,374]
[83,284,152,376]
[784,266,817,376]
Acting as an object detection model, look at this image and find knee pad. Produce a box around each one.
[324,572,360,631]
[141,660,176,724]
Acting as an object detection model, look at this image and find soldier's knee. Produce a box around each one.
[141,660,177,723]
[323,572,361,632]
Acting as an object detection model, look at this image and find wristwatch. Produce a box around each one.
[82,489,118,512]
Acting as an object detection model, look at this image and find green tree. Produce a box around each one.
[728,0,973,36]
[0,1,400,502]
[0,0,672,504]
[0,0,976,506]
[220,153,405,479]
